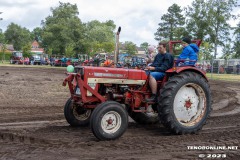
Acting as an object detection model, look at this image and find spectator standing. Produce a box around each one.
[30,56,34,65]
[50,56,54,66]
[236,63,240,75]
[24,57,29,65]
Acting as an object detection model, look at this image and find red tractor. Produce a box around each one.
[62,28,211,141]
[10,51,23,64]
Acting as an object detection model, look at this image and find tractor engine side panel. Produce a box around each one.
[83,66,148,80]
[82,66,148,97]
[84,66,128,79]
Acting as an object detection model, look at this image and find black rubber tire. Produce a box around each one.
[158,71,212,134]
[64,98,92,127]
[128,104,159,124]
[90,101,128,141]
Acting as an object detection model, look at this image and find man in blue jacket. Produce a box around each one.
[178,37,199,66]
[145,42,173,102]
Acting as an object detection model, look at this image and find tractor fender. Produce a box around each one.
[166,67,208,81]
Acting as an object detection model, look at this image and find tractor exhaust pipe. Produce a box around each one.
[114,27,121,65]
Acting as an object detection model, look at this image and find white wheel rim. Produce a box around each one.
[173,83,206,126]
[101,111,122,134]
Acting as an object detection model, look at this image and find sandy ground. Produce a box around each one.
[0,66,239,160]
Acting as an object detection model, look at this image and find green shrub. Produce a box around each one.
[0,52,11,61]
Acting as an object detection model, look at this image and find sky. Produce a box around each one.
[0,0,239,47]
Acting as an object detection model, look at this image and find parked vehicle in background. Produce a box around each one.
[132,56,147,69]
[237,63,240,75]
[33,54,41,65]
[212,59,225,74]
[94,53,109,66]
[78,54,89,64]
[54,57,72,67]
[117,55,147,69]
[10,51,23,64]
[225,59,240,74]
[71,58,79,66]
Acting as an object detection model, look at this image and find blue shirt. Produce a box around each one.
[178,44,198,65]
[150,52,173,72]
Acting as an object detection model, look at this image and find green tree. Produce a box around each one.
[0,30,7,63]
[22,43,32,55]
[205,0,238,58]
[4,23,32,51]
[198,41,213,60]
[221,42,232,59]
[32,27,43,43]
[102,42,115,53]
[140,42,149,50]
[85,20,115,43]
[185,0,209,40]
[232,22,240,58]
[0,29,5,43]
[0,42,7,63]
[124,41,137,55]
[65,44,75,57]
[155,3,185,41]
[83,20,116,54]
[41,2,84,55]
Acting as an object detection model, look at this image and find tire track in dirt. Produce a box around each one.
[211,86,240,117]
[0,120,239,160]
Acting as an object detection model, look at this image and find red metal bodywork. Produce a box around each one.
[63,66,149,110]
[167,65,208,80]
[83,66,147,80]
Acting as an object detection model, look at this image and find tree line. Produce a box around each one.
[154,0,240,59]
[0,0,239,60]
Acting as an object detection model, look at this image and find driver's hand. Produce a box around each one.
[146,66,155,70]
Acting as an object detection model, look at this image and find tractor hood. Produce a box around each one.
[82,66,148,80]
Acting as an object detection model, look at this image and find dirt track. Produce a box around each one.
[0,66,239,160]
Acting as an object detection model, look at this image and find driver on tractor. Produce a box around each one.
[145,42,174,102]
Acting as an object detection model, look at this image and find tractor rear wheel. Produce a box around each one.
[128,104,159,124]
[64,98,92,127]
[90,101,128,140]
[158,71,211,134]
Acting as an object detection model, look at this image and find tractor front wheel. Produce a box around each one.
[90,101,128,140]
[64,98,92,127]
[158,71,211,134]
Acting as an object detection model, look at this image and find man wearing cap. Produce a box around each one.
[145,42,173,102]
[178,37,199,65]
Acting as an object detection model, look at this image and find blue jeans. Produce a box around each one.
[145,71,165,81]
